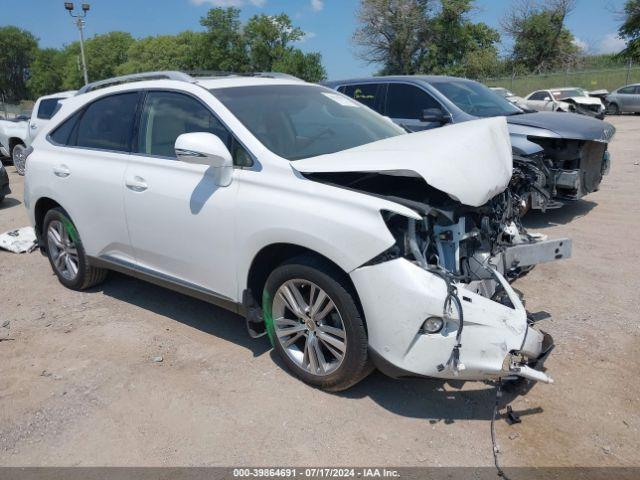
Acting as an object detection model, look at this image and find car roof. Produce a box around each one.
[197,76,307,89]
[324,75,470,86]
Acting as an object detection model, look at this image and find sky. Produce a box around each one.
[2,0,629,80]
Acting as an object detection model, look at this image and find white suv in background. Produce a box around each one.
[2,90,75,175]
[24,72,566,391]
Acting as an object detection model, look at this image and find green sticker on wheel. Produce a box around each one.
[62,217,79,244]
[262,289,275,347]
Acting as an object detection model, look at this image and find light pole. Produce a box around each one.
[64,2,90,86]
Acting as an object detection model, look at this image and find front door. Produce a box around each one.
[123,90,244,301]
[384,83,447,131]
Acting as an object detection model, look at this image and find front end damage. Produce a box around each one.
[347,179,562,383]
[294,117,566,383]
[508,112,616,210]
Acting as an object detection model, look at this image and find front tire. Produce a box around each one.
[43,208,108,290]
[11,143,26,176]
[607,103,620,115]
[263,255,371,391]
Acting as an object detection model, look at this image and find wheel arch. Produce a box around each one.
[9,137,26,152]
[34,197,63,240]
[244,243,365,324]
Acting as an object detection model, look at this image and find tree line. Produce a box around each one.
[1,1,639,102]
[0,7,326,102]
[353,0,640,78]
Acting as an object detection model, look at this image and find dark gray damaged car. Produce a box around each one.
[323,75,616,211]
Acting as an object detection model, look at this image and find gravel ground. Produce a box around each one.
[0,115,638,467]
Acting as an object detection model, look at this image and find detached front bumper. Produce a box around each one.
[351,258,553,383]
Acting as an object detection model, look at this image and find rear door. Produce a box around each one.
[45,91,140,262]
[383,83,446,131]
[123,90,247,300]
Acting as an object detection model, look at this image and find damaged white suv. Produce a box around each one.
[24,72,569,391]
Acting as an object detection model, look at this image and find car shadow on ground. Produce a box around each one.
[524,199,597,228]
[337,371,543,423]
[96,272,270,358]
[0,197,21,210]
[96,272,543,423]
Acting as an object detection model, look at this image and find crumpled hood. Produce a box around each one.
[506,111,615,142]
[563,96,603,106]
[293,117,512,207]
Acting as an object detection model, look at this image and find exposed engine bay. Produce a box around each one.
[305,169,570,291]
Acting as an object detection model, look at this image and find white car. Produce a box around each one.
[489,87,528,109]
[23,72,567,390]
[523,88,605,119]
[1,91,76,175]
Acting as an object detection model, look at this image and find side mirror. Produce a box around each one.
[421,108,450,124]
[175,132,233,186]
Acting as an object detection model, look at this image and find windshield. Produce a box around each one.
[431,80,522,117]
[211,84,405,160]
[553,89,587,100]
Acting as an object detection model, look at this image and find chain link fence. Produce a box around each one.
[480,65,640,97]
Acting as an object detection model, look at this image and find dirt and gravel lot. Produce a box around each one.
[0,116,638,468]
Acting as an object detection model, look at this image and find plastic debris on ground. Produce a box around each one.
[0,227,37,253]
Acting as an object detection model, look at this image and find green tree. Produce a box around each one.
[503,0,580,73]
[353,0,433,75]
[62,31,134,89]
[619,0,640,60]
[426,0,501,76]
[272,50,327,82]
[27,48,68,98]
[117,32,203,74]
[198,7,249,71]
[0,26,38,101]
[244,13,304,71]
[353,0,500,76]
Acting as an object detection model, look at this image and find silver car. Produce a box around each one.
[606,84,640,114]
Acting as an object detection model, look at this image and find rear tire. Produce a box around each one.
[11,143,26,176]
[43,208,108,290]
[263,255,372,391]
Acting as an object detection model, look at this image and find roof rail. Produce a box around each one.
[76,71,195,95]
[187,70,303,82]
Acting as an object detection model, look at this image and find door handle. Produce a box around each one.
[125,176,148,192]
[30,123,37,130]
[53,165,70,178]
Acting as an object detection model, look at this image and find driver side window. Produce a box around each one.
[385,83,442,119]
[136,91,251,166]
[530,91,549,101]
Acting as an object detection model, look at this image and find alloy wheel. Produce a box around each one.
[12,144,26,176]
[47,220,80,281]
[272,279,347,376]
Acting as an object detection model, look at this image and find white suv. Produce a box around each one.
[24,72,568,390]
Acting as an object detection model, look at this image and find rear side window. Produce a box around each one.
[339,83,383,113]
[37,98,61,120]
[385,83,441,119]
[49,111,82,145]
[75,93,140,152]
[531,91,550,100]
